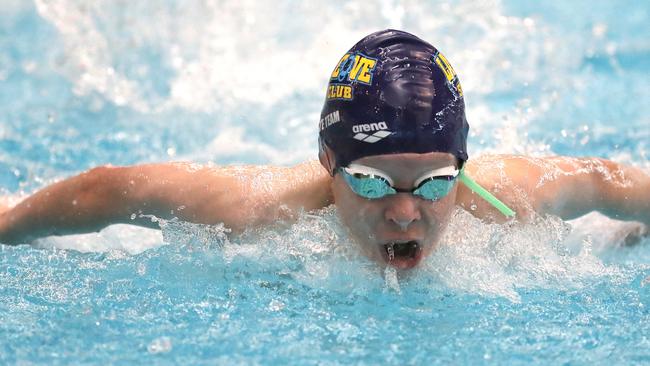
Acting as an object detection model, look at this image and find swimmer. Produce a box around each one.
[0,30,648,269]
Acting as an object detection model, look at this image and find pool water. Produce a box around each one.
[1,0,649,364]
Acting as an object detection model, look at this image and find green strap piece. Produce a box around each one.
[458,170,516,218]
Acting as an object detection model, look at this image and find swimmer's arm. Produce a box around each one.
[0,161,333,245]
[459,155,650,224]
[530,157,650,224]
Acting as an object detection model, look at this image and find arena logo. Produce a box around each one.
[326,52,377,101]
[352,122,392,143]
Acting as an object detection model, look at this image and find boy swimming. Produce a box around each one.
[1,30,648,269]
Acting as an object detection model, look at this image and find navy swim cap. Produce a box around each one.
[318,29,469,174]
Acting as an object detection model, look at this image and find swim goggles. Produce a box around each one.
[338,164,515,217]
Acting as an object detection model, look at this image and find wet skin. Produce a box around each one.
[331,152,459,269]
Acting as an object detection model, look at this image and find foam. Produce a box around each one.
[29,204,638,303]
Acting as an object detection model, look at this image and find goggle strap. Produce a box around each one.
[458,170,516,218]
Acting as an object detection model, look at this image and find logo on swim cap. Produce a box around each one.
[319,110,341,131]
[326,52,378,101]
[433,51,463,98]
[352,122,392,143]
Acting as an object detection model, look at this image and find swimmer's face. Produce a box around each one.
[331,152,458,269]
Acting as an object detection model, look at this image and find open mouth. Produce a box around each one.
[381,241,423,269]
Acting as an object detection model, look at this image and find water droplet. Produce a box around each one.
[268,299,285,312]
[470,204,477,211]
[383,266,400,293]
[130,213,137,220]
[147,336,172,354]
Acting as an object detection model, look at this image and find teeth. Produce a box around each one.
[385,241,419,260]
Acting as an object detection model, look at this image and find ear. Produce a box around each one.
[457,157,465,171]
[318,140,336,176]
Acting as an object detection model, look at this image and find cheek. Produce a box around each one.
[332,180,381,236]
[422,185,458,225]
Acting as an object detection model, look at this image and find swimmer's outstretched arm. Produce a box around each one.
[0,161,333,245]
[461,155,650,225]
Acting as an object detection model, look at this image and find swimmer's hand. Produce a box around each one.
[0,161,332,245]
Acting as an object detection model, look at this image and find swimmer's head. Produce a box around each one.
[318,29,469,174]
[319,30,469,269]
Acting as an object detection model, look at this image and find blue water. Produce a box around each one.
[1,0,649,364]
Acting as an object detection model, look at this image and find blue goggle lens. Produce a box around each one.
[340,169,456,201]
[342,171,395,199]
[412,177,455,201]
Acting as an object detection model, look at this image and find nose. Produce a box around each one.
[384,193,421,231]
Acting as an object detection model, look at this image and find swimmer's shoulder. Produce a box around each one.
[283,160,334,209]
[465,154,599,177]
[459,154,547,221]
[465,154,536,170]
